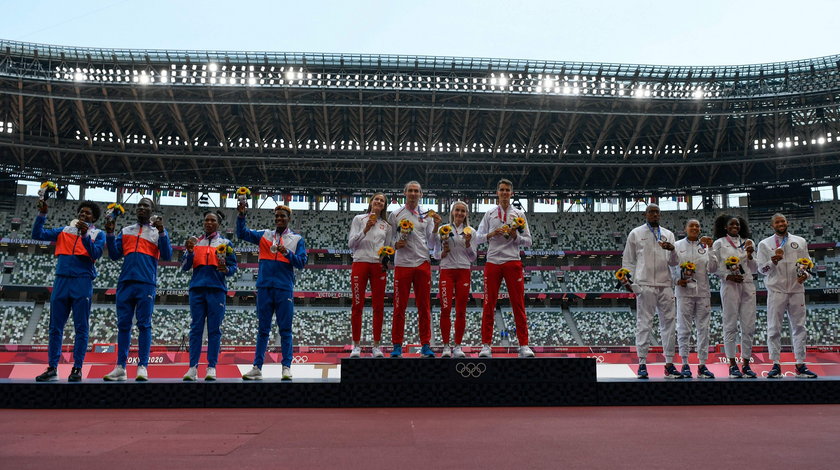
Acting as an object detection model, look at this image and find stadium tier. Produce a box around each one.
[1,40,839,194]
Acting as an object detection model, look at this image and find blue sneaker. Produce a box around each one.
[664,364,685,379]
[697,365,715,379]
[741,362,757,378]
[420,344,435,358]
[637,364,648,379]
[795,364,818,378]
[767,363,782,379]
[681,363,693,378]
[728,365,743,378]
[390,344,402,358]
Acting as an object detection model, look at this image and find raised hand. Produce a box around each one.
[75,220,89,236]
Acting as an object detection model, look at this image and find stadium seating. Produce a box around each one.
[572,308,636,346]
[6,302,839,347]
[0,302,35,344]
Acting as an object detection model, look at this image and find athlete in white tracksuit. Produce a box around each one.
[622,204,681,379]
[755,213,818,378]
[712,215,758,378]
[670,220,717,379]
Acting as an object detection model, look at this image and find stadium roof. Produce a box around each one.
[1,39,839,197]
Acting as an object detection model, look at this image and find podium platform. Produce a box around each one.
[341,357,597,406]
[1,358,839,408]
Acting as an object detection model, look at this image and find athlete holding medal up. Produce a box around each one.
[712,215,758,378]
[756,213,818,378]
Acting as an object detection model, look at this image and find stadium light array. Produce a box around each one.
[45,63,735,100]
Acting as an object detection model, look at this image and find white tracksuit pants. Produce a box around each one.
[676,296,711,362]
[635,285,677,363]
[766,290,807,363]
[720,280,756,360]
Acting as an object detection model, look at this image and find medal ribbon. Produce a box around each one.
[646,222,662,242]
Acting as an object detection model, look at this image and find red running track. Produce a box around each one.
[1,406,838,469]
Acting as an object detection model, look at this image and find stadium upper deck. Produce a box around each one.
[1,39,839,194]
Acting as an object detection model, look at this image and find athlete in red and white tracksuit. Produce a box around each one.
[348,193,393,356]
[475,179,533,357]
[432,201,476,358]
[388,181,441,357]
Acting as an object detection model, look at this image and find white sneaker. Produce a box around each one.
[371,346,384,358]
[136,365,149,381]
[205,367,216,381]
[350,346,361,358]
[242,366,263,380]
[453,345,466,358]
[479,344,492,358]
[183,366,198,381]
[519,345,535,358]
[281,366,293,381]
[103,365,127,381]
[441,345,452,358]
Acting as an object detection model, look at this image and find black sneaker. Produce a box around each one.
[767,363,783,379]
[68,367,83,382]
[741,363,757,379]
[681,363,693,378]
[35,367,58,382]
[795,364,818,379]
[664,364,685,379]
[728,365,743,378]
[697,365,715,379]
[637,364,648,379]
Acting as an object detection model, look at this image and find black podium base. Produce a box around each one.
[2,358,839,408]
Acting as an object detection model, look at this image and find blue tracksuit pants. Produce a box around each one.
[254,287,294,368]
[116,281,156,367]
[48,275,93,368]
[188,287,227,368]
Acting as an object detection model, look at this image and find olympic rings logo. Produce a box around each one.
[760,370,795,378]
[292,355,309,364]
[455,362,487,378]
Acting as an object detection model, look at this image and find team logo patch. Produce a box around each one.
[790,242,799,249]
[698,248,706,254]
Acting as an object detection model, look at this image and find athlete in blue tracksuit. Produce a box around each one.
[102,197,172,381]
[237,204,307,380]
[180,211,237,381]
[33,200,105,382]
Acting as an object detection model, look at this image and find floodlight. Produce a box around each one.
[693,88,704,99]
[208,63,218,72]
